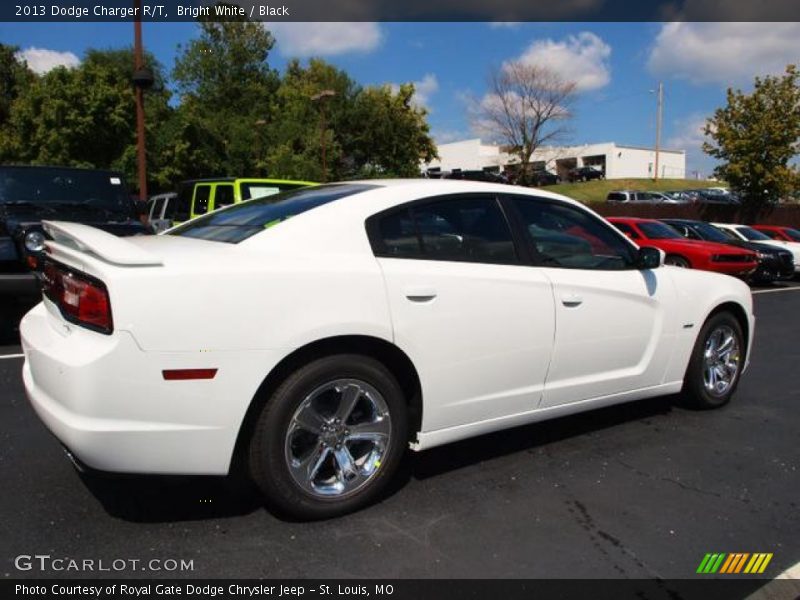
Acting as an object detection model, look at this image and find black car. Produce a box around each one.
[661,218,794,283]
[567,166,604,182]
[529,170,560,186]
[0,165,149,297]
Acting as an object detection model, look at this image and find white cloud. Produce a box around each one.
[647,22,800,85]
[666,113,716,177]
[16,47,80,74]
[266,22,383,57]
[513,32,611,92]
[388,74,439,110]
[410,74,439,109]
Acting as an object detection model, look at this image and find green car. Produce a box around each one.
[172,178,317,223]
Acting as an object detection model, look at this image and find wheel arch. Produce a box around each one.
[229,335,423,475]
[705,301,751,363]
[665,253,692,268]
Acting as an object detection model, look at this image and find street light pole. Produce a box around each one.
[654,81,663,181]
[311,90,336,182]
[133,0,147,201]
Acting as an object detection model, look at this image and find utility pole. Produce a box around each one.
[311,90,336,182]
[654,81,663,181]
[133,0,147,201]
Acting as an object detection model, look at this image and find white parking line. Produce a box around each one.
[0,353,24,360]
[745,561,800,600]
[752,286,800,295]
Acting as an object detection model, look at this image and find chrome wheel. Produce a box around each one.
[284,379,392,498]
[702,324,741,397]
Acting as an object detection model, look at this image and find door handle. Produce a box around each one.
[404,287,437,303]
[561,294,583,307]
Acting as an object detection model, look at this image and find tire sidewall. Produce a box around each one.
[683,312,745,409]
[249,354,408,519]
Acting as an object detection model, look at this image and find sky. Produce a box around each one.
[1,21,799,177]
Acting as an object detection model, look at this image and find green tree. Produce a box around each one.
[0,44,34,128]
[0,48,173,193]
[347,83,437,178]
[265,58,436,180]
[704,65,800,215]
[264,58,358,180]
[172,19,279,178]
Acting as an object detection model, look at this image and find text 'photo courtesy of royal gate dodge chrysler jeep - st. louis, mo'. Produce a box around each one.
[20,179,753,520]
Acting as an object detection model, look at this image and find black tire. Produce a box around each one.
[665,254,690,268]
[248,354,408,520]
[680,311,745,409]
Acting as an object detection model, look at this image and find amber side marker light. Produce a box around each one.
[162,369,218,381]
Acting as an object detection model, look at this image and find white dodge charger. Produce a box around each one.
[21,180,754,519]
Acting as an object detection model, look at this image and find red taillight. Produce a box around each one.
[42,260,113,334]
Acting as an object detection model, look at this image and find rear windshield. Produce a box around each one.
[784,228,800,242]
[0,166,131,212]
[168,183,377,244]
[687,222,731,243]
[638,221,682,239]
[737,226,771,241]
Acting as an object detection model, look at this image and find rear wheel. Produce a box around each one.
[248,354,408,520]
[681,311,744,409]
[665,254,690,268]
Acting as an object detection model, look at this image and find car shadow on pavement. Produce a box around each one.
[403,395,676,482]
[78,471,264,523]
[78,394,675,524]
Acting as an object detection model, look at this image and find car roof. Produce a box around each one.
[606,216,658,223]
[181,177,315,185]
[1,164,124,176]
[240,179,604,255]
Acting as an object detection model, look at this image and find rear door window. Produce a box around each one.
[371,196,518,265]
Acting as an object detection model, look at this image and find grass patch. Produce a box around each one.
[541,178,724,204]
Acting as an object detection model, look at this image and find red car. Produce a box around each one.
[607,217,758,276]
[751,224,800,243]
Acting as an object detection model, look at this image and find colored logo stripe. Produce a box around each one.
[697,553,773,574]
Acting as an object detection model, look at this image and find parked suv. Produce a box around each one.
[0,165,149,297]
[173,178,317,223]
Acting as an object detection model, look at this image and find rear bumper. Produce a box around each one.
[21,302,281,476]
[0,272,39,296]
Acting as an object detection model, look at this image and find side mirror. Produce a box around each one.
[636,246,663,270]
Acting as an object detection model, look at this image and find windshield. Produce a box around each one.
[0,166,131,212]
[737,226,772,241]
[169,183,378,244]
[638,221,682,240]
[687,222,731,243]
[783,228,800,241]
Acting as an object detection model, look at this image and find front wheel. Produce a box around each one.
[665,255,690,268]
[681,312,745,409]
[248,354,408,520]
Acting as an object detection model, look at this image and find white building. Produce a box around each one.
[424,139,686,180]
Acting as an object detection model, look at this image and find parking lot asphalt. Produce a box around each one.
[1,284,799,581]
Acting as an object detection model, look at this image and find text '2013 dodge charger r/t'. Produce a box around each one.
[20,180,755,519]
